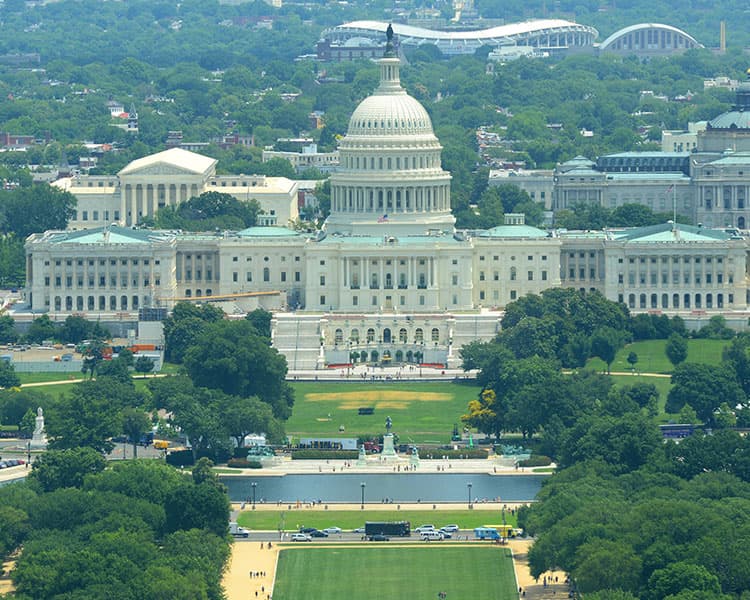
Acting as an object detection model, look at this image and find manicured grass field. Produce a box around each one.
[237,509,518,531]
[286,381,481,444]
[586,338,729,374]
[272,546,517,600]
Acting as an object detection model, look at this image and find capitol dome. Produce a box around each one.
[708,69,750,130]
[347,86,435,138]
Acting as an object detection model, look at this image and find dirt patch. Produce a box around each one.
[305,391,453,404]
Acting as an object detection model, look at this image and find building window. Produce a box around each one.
[320,275,326,286]
[232,272,238,282]
[263,268,270,282]
[528,271,533,281]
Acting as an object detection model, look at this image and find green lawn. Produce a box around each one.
[286,381,481,444]
[586,338,729,374]
[237,509,517,532]
[272,546,517,600]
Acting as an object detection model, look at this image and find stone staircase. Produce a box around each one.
[272,313,322,370]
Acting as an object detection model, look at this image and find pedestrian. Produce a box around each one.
[260,542,264,549]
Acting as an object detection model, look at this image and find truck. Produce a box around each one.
[229,522,250,538]
[365,521,411,538]
[474,527,501,540]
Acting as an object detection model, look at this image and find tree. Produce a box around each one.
[25,314,57,344]
[0,314,17,343]
[163,302,225,363]
[121,407,151,459]
[627,351,638,373]
[46,379,138,453]
[666,363,745,425]
[666,333,689,367]
[591,327,623,374]
[0,184,76,238]
[0,360,20,389]
[183,319,293,419]
[245,308,272,338]
[134,355,155,375]
[573,539,642,593]
[29,447,107,492]
[648,562,721,600]
[219,394,281,447]
[0,388,46,427]
[165,481,230,537]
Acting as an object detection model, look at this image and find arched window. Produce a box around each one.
[383,328,391,343]
[334,328,343,344]
[350,328,360,342]
[121,295,128,310]
[366,328,375,342]
[399,328,407,342]
[510,267,517,281]
[673,293,680,308]
[431,328,439,342]
[628,294,635,308]
[415,328,424,343]
[263,267,270,282]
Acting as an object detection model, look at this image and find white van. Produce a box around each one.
[421,530,444,541]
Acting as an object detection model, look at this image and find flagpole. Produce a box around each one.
[672,184,677,230]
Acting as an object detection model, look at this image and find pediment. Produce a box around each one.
[124,163,199,177]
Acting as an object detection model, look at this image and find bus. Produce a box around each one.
[365,521,411,537]
[474,527,501,540]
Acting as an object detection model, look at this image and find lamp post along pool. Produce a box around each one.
[360,481,366,509]
[467,482,473,509]
[251,482,257,509]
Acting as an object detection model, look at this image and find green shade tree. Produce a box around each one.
[666,333,689,367]
[28,447,107,492]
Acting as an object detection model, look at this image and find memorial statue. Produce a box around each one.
[30,406,47,448]
[385,416,392,434]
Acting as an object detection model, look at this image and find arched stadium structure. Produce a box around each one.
[321,20,598,56]
[599,23,702,57]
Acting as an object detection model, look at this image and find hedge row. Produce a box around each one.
[518,455,553,467]
[290,449,359,460]
[227,458,263,469]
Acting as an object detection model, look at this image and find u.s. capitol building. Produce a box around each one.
[24,50,750,369]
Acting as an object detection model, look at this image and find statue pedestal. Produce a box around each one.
[381,433,398,461]
[356,445,368,466]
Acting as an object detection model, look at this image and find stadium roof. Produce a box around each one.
[324,20,598,54]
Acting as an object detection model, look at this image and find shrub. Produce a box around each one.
[165,449,194,467]
[518,455,553,467]
[227,458,262,469]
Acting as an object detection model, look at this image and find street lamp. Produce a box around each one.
[26,440,31,468]
[360,481,366,510]
[467,482,473,509]
[251,482,257,509]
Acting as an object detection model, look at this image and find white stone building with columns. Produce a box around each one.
[23,50,750,369]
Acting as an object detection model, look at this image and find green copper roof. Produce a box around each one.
[49,226,170,245]
[615,223,732,243]
[479,225,550,239]
[236,226,302,238]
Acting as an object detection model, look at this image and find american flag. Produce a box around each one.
[666,185,674,193]
[377,214,389,223]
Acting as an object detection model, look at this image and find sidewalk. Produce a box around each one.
[286,364,478,382]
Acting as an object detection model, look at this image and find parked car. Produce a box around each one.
[291,533,312,542]
[414,525,436,534]
[420,530,445,541]
[299,526,317,534]
[440,524,460,533]
[353,527,366,533]
[323,527,342,534]
[369,534,390,541]
[310,529,329,538]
